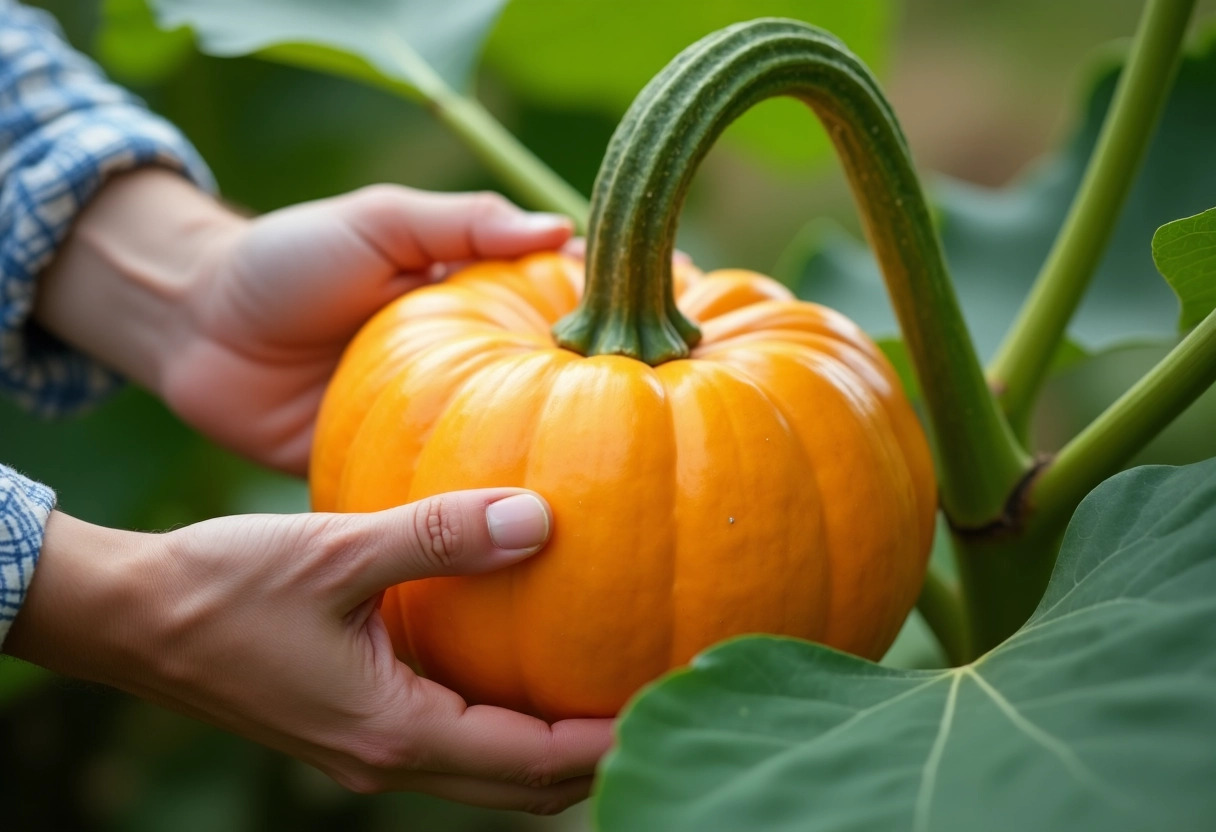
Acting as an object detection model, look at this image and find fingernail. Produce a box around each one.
[486,494,551,551]
[499,212,571,235]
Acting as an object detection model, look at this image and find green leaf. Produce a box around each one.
[1153,206,1216,331]
[596,458,1216,831]
[482,0,893,169]
[143,0,512,97]
[0,659,51,706]
[95,0,195,84]
[787,30,1216,359]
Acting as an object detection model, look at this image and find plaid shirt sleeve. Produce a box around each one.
[1,1,214,647]
[1,0,214,417]
[0,463,53,646]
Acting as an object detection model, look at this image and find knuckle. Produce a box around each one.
[304,514,368,588]
[333,769,386,796]
[518,762,557,789]
[513,730,559,788]
[350,182,404,211]
[526,798,573,816]
[469,190,510,217]
[410,496,463,571]
[348,728,426,776]
[313,513,363,559]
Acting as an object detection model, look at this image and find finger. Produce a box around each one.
[341,488,553,602]
[412,690,614,786]
[561,237,586,260]
[340,185,573,270]
[391,772,595,814]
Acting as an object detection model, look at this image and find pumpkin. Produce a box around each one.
[311,19,939,721]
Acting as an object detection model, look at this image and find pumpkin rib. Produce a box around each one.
[661,359,831,664]
[495,350,583,717]
[488,253,582,323]
[707,342,922,657]
[656,364,684,678]
[402,349,576,713]
[314,327,538,509]
[695,355,835,647]
[676,270,795,322]
[799,336,938,559]
[512,354,566,718]
[335,336,533,511]
[398,283,544,333]
[761,328,936,560]
[695,303,887,367]
[505,356,677,718]
[448,273,554,335]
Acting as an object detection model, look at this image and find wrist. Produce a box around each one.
[33,168,247,397]
[3,511,159,689]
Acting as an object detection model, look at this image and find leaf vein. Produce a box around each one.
[912,671,961,832]
[962,667,1128,807]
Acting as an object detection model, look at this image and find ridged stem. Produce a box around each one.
[553,18,1029,528]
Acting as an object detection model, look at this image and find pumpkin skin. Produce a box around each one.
[310,251,936,721]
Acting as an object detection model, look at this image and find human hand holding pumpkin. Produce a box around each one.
[6,488,611,811]
[23,169,614,809]
[34,168,573,473]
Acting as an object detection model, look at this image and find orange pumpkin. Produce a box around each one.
[311,254,935,720]
[311,19,941,720]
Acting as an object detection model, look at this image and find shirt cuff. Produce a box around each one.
[0,108,215,417]
[0,0,216,416]
[0,463,54,648]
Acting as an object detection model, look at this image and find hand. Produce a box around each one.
[35,170,573,474]
[6,488,612,812]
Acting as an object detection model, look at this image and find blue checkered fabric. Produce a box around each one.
[0,0,214,646]
[0,463,53,645]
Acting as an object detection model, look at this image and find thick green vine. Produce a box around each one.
[552,19,1030,542]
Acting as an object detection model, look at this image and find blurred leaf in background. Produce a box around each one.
[483,0,893,169]
[96,0,193,83]
[144,0,512,97]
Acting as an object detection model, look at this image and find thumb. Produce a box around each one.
[340,488,552,604]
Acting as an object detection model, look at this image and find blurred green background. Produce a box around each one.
[3,1,1215,829]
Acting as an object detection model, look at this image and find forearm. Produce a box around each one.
[2,507,145,685]
[0,0,213,414]
[33,169,244,397]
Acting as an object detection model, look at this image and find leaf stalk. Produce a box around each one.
[987,0,1196,432]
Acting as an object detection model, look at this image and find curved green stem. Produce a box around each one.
[552,19,1029,523]
[987,0,1195,432]
[915,567,969,667]
[432,90,591,231]
[1031,308,1216,533]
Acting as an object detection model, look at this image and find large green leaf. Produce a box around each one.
[143,0,512,97]
[1153,206,1216,330]
[482,0,893,169]
[596,458,1216,831]
[784,31,1216,359]
[96,0,195,84]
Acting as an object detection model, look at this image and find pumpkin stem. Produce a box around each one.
[554,19,1030,533]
